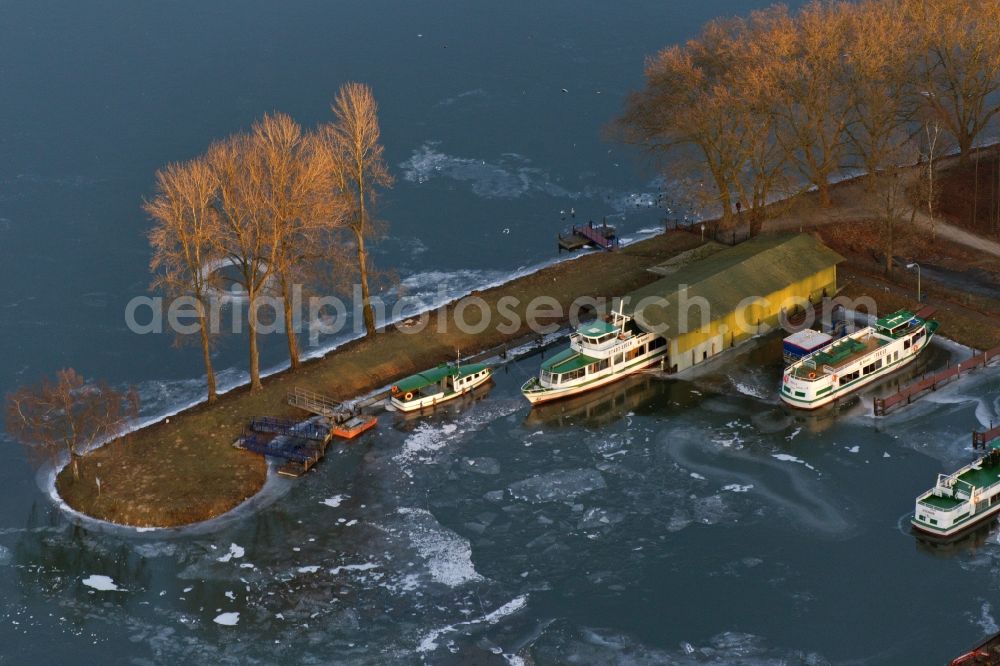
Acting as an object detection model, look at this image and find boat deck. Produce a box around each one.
[792,333,885,378]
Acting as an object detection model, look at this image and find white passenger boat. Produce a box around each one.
[913,446,1000,540]
[781,310,938,409]
[521,307,667,405]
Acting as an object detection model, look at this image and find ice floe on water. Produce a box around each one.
[507,469,606,504]
[213,612,240,626]
[82,575,123,592]
[320,495,349,508]
[392,508,482,587]
[216,543,245,563]
[418,594,529,653]
[772,453,817,472]
[328,562,379,576]
[534,627,827,665]
[400,142,570,199]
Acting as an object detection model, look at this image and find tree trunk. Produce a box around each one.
[197,309,217,403]
[247,293,263,391]
[355,230,375,336]
[817,180,832,208]
[885,218,894,277]
[280,278,300,369]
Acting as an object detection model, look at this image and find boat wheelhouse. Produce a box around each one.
[390,362,492,412]
[781,310,938,409]
[521,308,667,405]
[913,445,1000,540]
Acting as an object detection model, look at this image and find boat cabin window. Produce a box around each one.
[839,370,860,385]
[862,359,883,375]
[584,333,616,345]
[650,337,666,350]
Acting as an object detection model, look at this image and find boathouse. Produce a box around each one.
[624,233,844,373]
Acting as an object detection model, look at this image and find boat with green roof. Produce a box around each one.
[390,361,492,412]
[781,309,938,409]
[913,443,1000,540]
[521,305,667,405]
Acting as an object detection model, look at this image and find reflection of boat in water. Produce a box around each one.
[914,517,992,558]
[523,373,663,428]
[949,630,1000,665]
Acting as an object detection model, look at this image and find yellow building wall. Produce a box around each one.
[668,266,838,372]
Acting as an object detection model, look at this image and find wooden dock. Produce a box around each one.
[873,343,1000,416]
[973,423,1000,450]
[558,222,617,252]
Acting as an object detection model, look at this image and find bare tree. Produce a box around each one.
[206,134,275,391]
[909,0,1000,160]
[321,83,393,336]
[146,158,222,403]
[249,113,344,368]
[5,369,139,479]
[843,0,920,184]
[763,1,854,208]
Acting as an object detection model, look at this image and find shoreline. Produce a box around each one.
[55,153,1000,528]
[56,229,707,528]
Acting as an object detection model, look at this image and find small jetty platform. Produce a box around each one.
[974,423,1000,450]
[234,388,380,477]
[233,418,333,478]
[287,386,379,439]
[874,337,1000,416]
[558,221,618,252]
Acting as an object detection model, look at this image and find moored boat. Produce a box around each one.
[912,444,1000,540]
[780,309,938,410]
[390,362,492,412]
[521,307,667,406]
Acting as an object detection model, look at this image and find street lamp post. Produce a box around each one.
[906,262,921,303]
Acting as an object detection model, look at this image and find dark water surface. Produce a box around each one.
[2,2,999,664]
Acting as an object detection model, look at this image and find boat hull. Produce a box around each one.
[522,352,665,405]
[911,501,1000,541]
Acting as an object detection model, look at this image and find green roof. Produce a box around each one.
[578,320,618,338]
[541,348,597,374]
[624,234,844,337]
[393,363,488,393]
[876,310,915,330]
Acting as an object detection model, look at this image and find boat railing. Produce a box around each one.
[928,473,1000,511]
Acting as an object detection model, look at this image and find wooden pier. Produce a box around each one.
[873,343,1000,416]
[558,221,617,252]
[973,424,1000,450]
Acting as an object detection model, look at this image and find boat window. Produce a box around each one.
[614,353,624,365]
[650,337,666,350]
[904,339,912,349]
[839,371,860,385]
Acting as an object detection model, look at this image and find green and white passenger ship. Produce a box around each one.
[390,361,492,412]
[521,307,667,405]
[781,309,938,410]
[912,445,1000,539]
